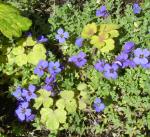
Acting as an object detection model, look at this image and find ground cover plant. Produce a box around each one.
[0,0,150,137]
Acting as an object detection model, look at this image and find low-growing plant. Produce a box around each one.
[0,0,150,137]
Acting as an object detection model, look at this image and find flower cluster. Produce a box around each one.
[12,85,36,122]
[69,51,87,68]
[95,61,119,79]
[115,42,136,68]
[93,98,105,112]
[12,60,62,121]
[95,41,150,79]
[34,60,62,92]
[34,60,61,77]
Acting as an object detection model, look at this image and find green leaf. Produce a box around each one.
[0,3,32,38]
[78,100,86,110]
[33,97,43,110]
[34,89,53,109]
[58,90,77,113]
[27,44,46,65]
[60,90,74,100]
[43,98,53,108]
[12,46,24,55]
[23,37,36,47]
[40,108,51,123]
[77,83,87,91]
[40,108,67,131]
[46,115,59,131]
[15,54,27,66]
[65,99,77,113]
[55,109,67,123]
[56,99,65,109]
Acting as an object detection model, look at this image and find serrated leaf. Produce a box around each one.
[60,90,74,100]
[33,44,46,53]
[65,99,77,113]
[15,54,27,66]
[80,91,88,100]
[23,37,36,47]
[40,108,51,123]
[46,115,59,131]
[56,99,65,109]
[12,46,24,55]
[77,83,87,91]
[27,51,46,65]
[0,3,32,38]
[55,109,67,123]
[34,89,53,109]
[43,98,53,108]
[34,97,43,109]
[40,108,67,131]
[79,100,86,110]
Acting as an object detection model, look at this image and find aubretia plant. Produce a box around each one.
[133,48,150,65]
[96,5,109,17]
[94,60,105,72]
[103,63,119,79]
[75,37,84,47]
[133,3,141,14]
[37,35,48,43]
[22,84,37,102]
[93,98,105,112]
[69,51,87,68]
[48,61,61,75]
[34,60,48,77]
[15,102,32,122]
[12,86,24,101]
[55,28,69,43]
[2,0,150,136]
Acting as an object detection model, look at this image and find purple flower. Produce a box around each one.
[122,42,135,53]
[96,5,108,17]
[43,84,53,91]
[133,48,150,65]
[142,63,150,69]
[37,35,48,43]
[115,51,137,68]
[69,51,87,68]
[93,98,105,112]
[94,60,105,72]
[15,102,31,121]
[104,63,119,79]
[26,114,35,122]
[22,85,37,102]
[12,86,24,101]
[116,52,128,68]
[55,28,69,43]
[48,62,61,75]
[133,3,141,14]
[43,75,56,92]
[45,75,56,84]
[34,60,48,77]
[75,37,84,47]
[123,59,136,68]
